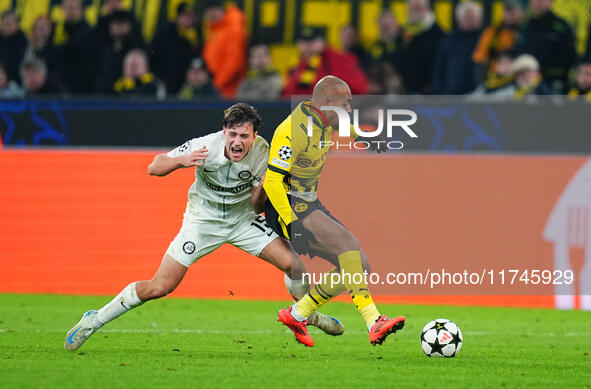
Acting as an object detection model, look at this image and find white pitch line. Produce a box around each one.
[1,329,590,336]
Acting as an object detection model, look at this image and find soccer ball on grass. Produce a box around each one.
[420,318,463,357]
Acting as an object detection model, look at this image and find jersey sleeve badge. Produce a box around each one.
[278,146,292,160]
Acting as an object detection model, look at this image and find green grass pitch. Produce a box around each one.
[1,294,590,388]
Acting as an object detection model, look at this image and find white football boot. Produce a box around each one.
[64,310,102,351]
[307,311,345,336]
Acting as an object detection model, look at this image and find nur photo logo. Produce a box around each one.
[306,106,419,151]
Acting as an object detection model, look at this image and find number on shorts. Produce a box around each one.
[251,215,274,236]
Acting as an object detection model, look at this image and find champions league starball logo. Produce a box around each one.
[306,106,418,151]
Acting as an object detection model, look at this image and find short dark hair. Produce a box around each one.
[223,103,262,133]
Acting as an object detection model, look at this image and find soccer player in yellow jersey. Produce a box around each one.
[264,76,405,347]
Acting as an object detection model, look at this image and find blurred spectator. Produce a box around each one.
[568,60,591,101]
[150,2,199,94]
[585,25,591,62]
[0,63,24,98]
[473,0,524,79]
[92,10,144,93]
[512,54,551,97]
[93,0,129,43]
[471,52,515,95]
[282,27,368,96]
[367,9,399,65]
[433,1,483,94]
[51,0,92,93]
[396,0,446,94]
[24,16,57,70]
[521,0,576,93]
[178,57,219,99]
[202,0,248,98]
[20,58,65,96]
[0,10,27,84]
[367,62,404,94]
[113,49,157,96]
[236,44,281,100]
[340,24,372,72]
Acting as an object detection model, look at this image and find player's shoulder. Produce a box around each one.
[251,135,270,160]
[206,130,225,143]
[196,130,225,148]
[250,135,270,157]
[272,113,303,143]
[183,130,222,145]
[273,115,292,137]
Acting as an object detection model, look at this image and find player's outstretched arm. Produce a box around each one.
[148,146,208,176]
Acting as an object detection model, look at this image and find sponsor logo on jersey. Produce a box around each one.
[204,179,251,194]
[271,157,290,169]
[296,155,325,168]
[238,170,252,180]
[183,241,196,254]
[293,202,308,213]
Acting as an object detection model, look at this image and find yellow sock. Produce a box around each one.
[295,293,319,318]
[295,267,347,318]
[360,304,380,328]
[337,250,381,327]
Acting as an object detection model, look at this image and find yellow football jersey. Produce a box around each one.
[265,101,332,225]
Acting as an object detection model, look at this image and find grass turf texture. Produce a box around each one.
[1,294,590,388]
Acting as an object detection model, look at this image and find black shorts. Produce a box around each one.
[264,195,344,258]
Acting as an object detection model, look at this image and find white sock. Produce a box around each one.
[290,303,307,322]
[96,282,143,325]
[284,274,310,300]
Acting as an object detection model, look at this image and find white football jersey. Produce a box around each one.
[167,131,269,222]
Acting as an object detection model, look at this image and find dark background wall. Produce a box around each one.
[2,98,591,153]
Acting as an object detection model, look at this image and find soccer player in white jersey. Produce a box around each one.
[64,103,343,351]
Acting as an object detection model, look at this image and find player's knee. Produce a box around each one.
[278,260,291,275]
[148,282,175,299]
[336,230,359,253]
[349,233,360,250]
[361,258,371,274]
[292,257,305,275]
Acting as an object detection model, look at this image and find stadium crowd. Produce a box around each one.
[1,0,591,100]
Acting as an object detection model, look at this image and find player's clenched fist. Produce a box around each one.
[181,146,208,166]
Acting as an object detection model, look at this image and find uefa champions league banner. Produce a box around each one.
[1,95,591,310]
[1,97,591,153]
[0,149,589,310]
[0,100,291,147]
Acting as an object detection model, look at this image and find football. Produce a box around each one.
[420,318,463,357]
